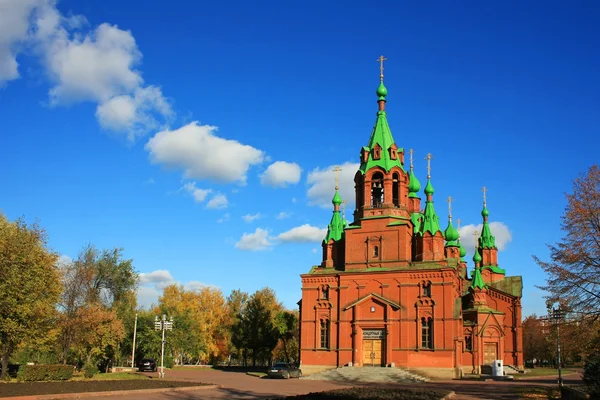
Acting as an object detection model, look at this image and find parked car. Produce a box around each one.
[138,358,157,372]
[267,362,302,379]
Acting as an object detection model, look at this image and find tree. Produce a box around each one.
[226,289,249,364]
[273,310,299,363]
[232,287,282,366]
[0,215,62,378]
[534,165,600,318]
[522,315,552,365]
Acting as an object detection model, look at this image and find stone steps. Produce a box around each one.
[301,366,430,383]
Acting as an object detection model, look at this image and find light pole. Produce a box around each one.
[545,304,564,388]
[131,313,138,369]
[154,314,174,378]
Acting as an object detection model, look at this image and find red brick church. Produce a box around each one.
[298,60,523,378]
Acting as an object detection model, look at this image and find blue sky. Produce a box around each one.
[1,0,598,317]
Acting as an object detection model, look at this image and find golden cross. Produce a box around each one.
[457,218,461,230]
[333,166,342,190]
[424,153,434,178]
[409,149,414,172]
[341,200,348,220]
[447,196,453,220]
[482,186,487,207]
[377,55,387,81]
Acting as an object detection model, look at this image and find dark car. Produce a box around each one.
[267,362,302,379]
[138,358,157,372]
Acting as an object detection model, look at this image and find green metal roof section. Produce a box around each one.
[419,179,442,236]
[444,218,459,246]
[482,265,506,274]
[479,207,497,249]
[323,190,344,243]
[411,211,422,232]
[473,247,482,263]
[488,276,523,297]
[470,267,486,290]
[408,170,421,198]
[458,239,467,260]
[359,82,404,174]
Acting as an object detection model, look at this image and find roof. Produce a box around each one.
[488,276,523,297]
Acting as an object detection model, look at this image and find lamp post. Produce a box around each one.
[154,314,174,378]
[545,304,564,388]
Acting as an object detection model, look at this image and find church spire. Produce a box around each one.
[457,218,467,261]
[408,149,421,198]
[420,153,441,235]
[359,56,403,174]
[324,166,345,243]
[444,196,459,245]
[470,232,486,290]
[479,186,496,249]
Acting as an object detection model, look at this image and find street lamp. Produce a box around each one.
[545,304,565,388]
[154,314,174,378]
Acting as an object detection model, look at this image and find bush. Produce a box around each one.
[17,364,74,381]
[583,357,600,398]
[83,363,97,379]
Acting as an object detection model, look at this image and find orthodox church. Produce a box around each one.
[298,59,523,378]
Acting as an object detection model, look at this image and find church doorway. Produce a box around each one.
[362,330,384,366]
[483,342,498,365]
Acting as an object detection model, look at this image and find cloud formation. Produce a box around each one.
[307,162,359,209]
[260,161,302,187]
[0,1,171,139]
[242,213,262,223]
[277,224,326,243]
[146,122,265,184]
[137,269,214,308]
[235,228,272,251]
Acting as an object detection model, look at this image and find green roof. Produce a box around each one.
[444,218,459,243]
[470,267,486,290]
[479,205,496,249]
[488,276,523,297]
[408,170,421,197]
[419,197,441,236]
[482,265,506,274]
[411,211,422,232]
[359,83,404,174]
[323,190,345,243]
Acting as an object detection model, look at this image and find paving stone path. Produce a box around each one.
[301,366,430,383]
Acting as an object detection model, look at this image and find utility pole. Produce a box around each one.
[131,313,138,369]
[154,314,174,378]
[545,304,564,388]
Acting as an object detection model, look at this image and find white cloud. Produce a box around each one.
[459,222,512,252]
[0,0,39,83]
[260,161,302,187]
[207,193,228,209]
[235,228,273,251]
[307,162,359,209]
[276,211,292,220]
[56,254,72,268]
[242,213,262,223]
[139,269,175,289]
[277,224,326,243]
[182,182,211,203]
[146,122,265,184]
[217,213,230,223]
[0,1,170,139]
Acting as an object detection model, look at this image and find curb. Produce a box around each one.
[1,384,220,400]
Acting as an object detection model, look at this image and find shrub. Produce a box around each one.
[17,364,74,381]
[583,357,600,398]
[83,363,97,379]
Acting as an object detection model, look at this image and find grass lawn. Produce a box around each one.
[71,372,150,381]
[515,367,575,378]
[268,387,451,400]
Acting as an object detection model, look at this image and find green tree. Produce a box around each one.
[226,289,248,365]
[534,165,600,317]
[232,287,282,366]
[273,310,299,363]
[0,214,62,378]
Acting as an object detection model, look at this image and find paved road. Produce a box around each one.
[107,368,583,400]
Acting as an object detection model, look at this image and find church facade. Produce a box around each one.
[298,64,523,378]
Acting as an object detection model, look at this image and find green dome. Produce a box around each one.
[459,242,467,258]
[444,221,459,242]
[481,206,489,217]
[408,170,421,195]
[473,248,482,263]
[332,190,342,206]
[377,82,388,98]
[424,179,434,195]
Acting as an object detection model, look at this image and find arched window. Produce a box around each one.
[392,173,400,207]
[421,317,433,349]
[465,335,472,352]
[373,245,379,258]
[422,282,431,297]
[320,319,330,349]
[371,172,384,207]
[321,286,329,300]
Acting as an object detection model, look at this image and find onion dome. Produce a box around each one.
[482,206,489,217]
[377,82,388,99]
[408,170,421,197]
[444,221,459,242]
[473,248,482,264]
[332,190,342,206]
[459,241,467,258]
[424,179,434,196]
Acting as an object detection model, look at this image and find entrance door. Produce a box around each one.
[483,342,498,365]
[362,339,382,366]
[361,329,384,366]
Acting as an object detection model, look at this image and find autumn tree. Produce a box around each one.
[522,315,552,365]
[0,214,62,378]
[273,310,299,363]
[535,165,600,317]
